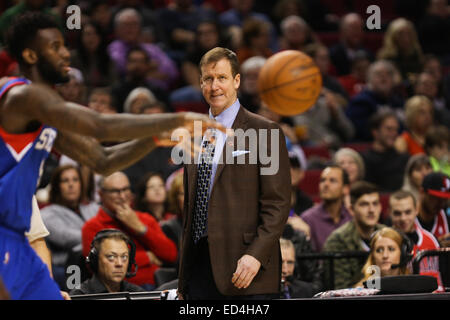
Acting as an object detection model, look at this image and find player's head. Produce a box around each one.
[5,12,70,84]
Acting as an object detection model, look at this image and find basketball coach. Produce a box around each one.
[177,47,291,300]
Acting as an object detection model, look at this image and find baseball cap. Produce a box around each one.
[422,172,450,199]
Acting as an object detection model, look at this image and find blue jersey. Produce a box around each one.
[0,77,57,234]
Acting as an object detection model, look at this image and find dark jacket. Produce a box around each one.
[69,275,145,296]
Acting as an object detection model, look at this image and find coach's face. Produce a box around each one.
[200,58,240,116]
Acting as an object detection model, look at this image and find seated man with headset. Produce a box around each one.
[70,229,145,295]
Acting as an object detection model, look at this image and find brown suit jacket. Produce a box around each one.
[178,106,291,296]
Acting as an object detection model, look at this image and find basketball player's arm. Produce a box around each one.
[27,196,52,276]
[53,131,160,176]
[29,238,53,276]
[2,83,223,141]
[0,277,10,300]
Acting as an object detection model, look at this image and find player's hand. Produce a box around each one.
[162,113,232,160]
[176,112,227,135]
[231,254,261,289]
[60,291,71,300]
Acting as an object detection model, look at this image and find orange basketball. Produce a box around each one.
[258,50,322,116]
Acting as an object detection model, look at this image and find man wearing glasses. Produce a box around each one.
[70,230,144,295]
[81,172,177,290]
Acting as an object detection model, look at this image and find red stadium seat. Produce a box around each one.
[298,169,322,197]
[302,145,331,160]
[379,192,391,221]
[342,142,372,153]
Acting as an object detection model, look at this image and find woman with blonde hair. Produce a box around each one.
[395,95,434,155]
[354,227,411,287]
[377,18,424,80]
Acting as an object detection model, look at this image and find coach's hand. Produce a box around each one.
[232,254,261,289]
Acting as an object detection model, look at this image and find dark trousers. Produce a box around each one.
[186,237,277,300]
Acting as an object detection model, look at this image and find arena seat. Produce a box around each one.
[342,142,372,153]
[379,192,391,221]
[302,145,331,160]
[298,169,322,197]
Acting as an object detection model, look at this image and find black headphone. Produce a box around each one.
[86,229,138,278]
[369,228,414,269]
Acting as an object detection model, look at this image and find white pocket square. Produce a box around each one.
[232,150,250,157]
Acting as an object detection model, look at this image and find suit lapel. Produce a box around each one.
[211,106,248,192]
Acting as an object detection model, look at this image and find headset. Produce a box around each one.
[86,229,138,278]
[369,228,414,269]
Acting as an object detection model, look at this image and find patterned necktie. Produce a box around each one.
[192,130,216,243]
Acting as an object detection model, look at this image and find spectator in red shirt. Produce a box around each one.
[82,171,177,290]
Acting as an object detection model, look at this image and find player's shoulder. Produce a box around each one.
[0,77,32,103]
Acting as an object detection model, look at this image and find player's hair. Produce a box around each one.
[5,12,59,66]
[199,47,240,78]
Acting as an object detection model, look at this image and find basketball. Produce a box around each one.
[258,50,322,116]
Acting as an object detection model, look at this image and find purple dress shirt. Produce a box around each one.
[301,203,352,252]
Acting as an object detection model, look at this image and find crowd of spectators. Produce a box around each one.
[1,0,449,297]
